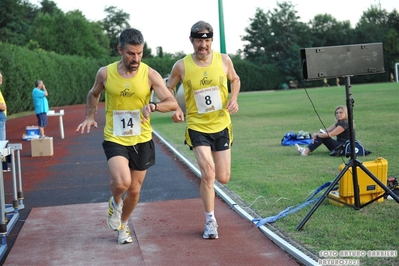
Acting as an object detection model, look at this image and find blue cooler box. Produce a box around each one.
[26,126,39,136]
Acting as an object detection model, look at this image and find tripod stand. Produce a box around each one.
[296,75,399,230]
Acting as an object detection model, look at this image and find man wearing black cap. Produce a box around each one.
[167,20,241,239]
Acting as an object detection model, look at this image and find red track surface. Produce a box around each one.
[2,104,301,265]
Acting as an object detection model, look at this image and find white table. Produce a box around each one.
[47,109,65,139]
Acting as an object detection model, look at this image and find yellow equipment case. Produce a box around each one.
[329,157,388,206]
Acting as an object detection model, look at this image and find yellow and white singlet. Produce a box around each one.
[104,61,152,146]
[182,51,231,133]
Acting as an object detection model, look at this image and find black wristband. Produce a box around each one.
[150,102,157,111]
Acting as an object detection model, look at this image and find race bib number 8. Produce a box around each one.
[194,86,222,114]
[113,110,141,136]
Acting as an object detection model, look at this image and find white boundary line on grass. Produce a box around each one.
[153,130,318,266]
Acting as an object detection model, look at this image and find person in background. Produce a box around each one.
[323,78,329,87]
[76,28,178,245]
[166,20,240,239]
[32,80,49,138]
[295,105,352,156]
[0,72,10,172]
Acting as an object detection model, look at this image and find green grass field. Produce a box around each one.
[151,82,399,266]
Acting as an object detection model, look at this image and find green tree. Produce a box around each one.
[241,2,312,81]
[387,9,399,32]
[39,0,61,15]
[241,8,271,65]
[143,42,153,58]
[309,14,355,47]
[0,0,38,45]
[27,10,109,58]
[102,6,131,56]
[102,6,153,57]
[384,10,399,78]
[354,5,397,81]
[156,46,164,58]
[354,4,390,43]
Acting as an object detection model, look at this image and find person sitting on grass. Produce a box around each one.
[295,105,352,156]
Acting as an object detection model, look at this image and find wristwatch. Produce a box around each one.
[150,102,157,111]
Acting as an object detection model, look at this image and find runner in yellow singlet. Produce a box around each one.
[167,21,241,239]
[76,28,178,245]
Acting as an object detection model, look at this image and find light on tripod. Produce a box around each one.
[296,43,399,231]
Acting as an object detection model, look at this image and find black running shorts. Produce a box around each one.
[102,140,155,171]
[186,127,232,151]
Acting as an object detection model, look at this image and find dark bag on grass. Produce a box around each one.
[330,140,372,157]
[344,139,372,157]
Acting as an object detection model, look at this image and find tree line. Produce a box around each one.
[240,2,399,83]
[1,0,398,84]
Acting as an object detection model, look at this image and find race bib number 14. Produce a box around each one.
[194,86,222,114]
[113,110,141,136]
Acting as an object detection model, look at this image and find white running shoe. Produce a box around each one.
[203,220,218,239]
[118,225,133,244]
[107,197,122,231]
[295,144,307,156]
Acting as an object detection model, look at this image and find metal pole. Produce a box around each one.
[345,76,361,209]
[218,0,226,54]
[0,147,9,234]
